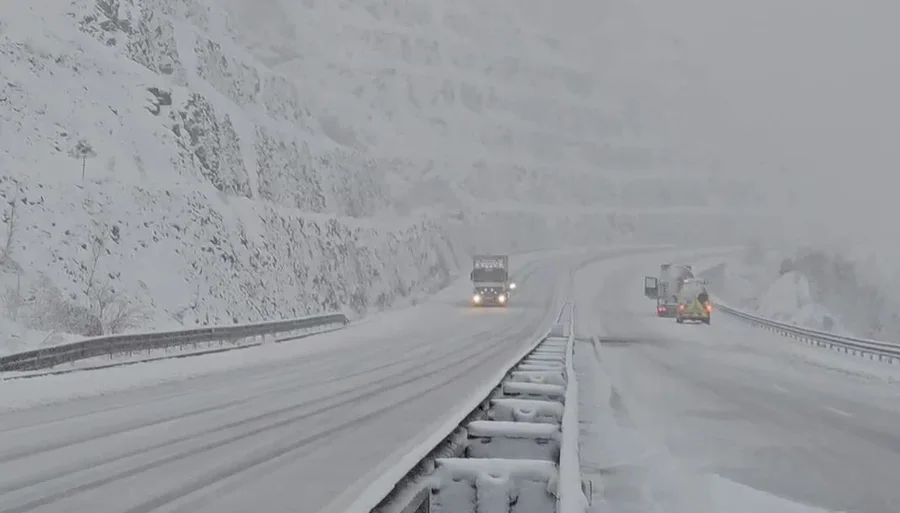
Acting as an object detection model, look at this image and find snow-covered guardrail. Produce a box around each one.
[715,300,900,363]
[0,312,349,372]
[353,302,590,513]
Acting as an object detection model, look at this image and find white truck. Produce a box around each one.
[470,254,516,307]
[644,263,694,316]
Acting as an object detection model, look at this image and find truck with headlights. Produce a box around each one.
[470,254,515,307]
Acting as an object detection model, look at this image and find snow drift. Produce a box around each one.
[708,246,897,340]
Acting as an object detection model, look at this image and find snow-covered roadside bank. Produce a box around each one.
[573,251,854,513]
[698,250,847,335]
[0,245,614,411]
[0,243,642,364]
[700,246,900,341]
[694,259,900,390]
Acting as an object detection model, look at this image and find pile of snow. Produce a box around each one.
[706,245,899,340]
[0,317,82,355]
[0,0,778,355]
[754,271,849,334]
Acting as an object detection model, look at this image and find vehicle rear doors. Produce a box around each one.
[643,276,659,298]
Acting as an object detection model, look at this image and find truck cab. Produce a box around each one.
[471,255,514,306]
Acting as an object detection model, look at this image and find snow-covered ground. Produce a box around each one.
[575,250,900,513]
[577,344,848,513]
[0,245,612,513]
[0,244,616,409]
[699,246,900,341]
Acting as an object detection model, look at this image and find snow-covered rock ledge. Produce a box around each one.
[0,174,464,355]
[699,246,898,340]
[0,0,469,354]
[0,0,767,356]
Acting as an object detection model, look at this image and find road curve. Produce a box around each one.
[575,253,900,513]
[0,248,636,513]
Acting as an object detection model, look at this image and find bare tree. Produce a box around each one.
[84,228,105,297]
[39,328,60,347]
[24,273,100,336]
[1,189,18,264]
[82,226,147,334]
[88,281,148,334]
[83,226,108,331]
[1,190,23,320]
[69,140,97,182]
[2,278,22,321]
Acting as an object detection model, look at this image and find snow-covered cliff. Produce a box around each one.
[709,247,900,341]
[0,0,773,352]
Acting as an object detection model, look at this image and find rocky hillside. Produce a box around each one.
[0,0,773,352]
[708,246,900,341]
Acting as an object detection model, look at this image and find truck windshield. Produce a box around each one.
[472,268,507,282]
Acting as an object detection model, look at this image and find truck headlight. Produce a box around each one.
[498,294,506,303]
[509,282,516,290]
[473,294,482,303]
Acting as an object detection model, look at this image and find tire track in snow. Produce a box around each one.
[0,260,552,448]
[0,261,558,513]
[0,281,556,513]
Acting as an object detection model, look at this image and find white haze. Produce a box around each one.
[633,0,900,242]
[0,0,897,350]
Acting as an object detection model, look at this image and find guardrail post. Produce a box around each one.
[396,487,430,513]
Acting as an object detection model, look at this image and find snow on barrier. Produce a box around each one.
[359,302,590,513]
[0,312,349,373]
[714,298,900,364]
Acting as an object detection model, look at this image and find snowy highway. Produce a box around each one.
[5,247,898,513]
[576,253,900,513]
[0,248,623,513]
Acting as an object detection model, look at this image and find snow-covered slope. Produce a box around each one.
[0,0,461,351]
[752,271,850,335]
[706,246,900,340]
[0,0,779,353]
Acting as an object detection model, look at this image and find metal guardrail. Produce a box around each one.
[714,300,900,364]
[558,302,590,513]
[0,312,349,372]
[354,302,587,513]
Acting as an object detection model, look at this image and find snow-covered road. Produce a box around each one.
[0,248,636,513]
[575,253,900,513]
